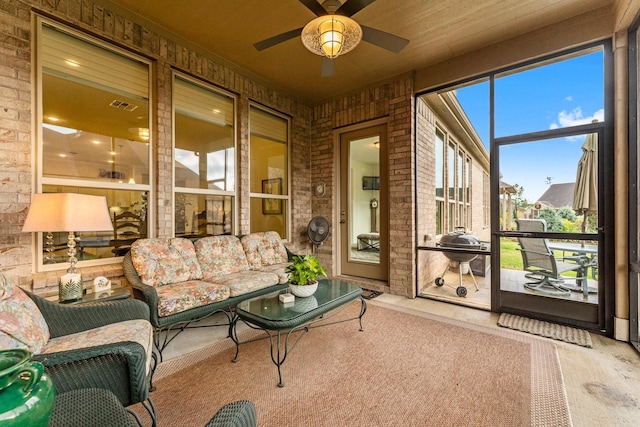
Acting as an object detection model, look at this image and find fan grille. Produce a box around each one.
[308,216,330,245]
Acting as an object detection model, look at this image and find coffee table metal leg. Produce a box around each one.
[275,330,285,387]
[358,296,367,331]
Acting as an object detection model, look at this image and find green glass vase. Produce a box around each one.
[0,349,55,427]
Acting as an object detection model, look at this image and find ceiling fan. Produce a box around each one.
[254,0,409,77]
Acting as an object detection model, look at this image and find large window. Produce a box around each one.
[38,20,151,269]
[436,131,471,234]
[249,106,289,239]
[173,75,236,237]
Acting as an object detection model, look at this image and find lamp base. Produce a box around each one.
[58,273,83,302]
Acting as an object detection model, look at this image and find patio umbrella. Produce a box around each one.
[573,130,598,233]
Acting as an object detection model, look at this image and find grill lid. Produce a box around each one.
[439,228,482,249]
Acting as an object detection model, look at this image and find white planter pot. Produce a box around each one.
[289,281,318,298]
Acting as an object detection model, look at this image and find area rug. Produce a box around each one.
[498,313,593,348]
[133,303,571,427]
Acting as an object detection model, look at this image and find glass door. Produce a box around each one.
[339,124,388,281]
[491,44,613,331]
[495,129,607,329]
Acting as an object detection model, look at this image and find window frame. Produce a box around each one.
[248,103,291,240]
[437,129,472,233]
[171,72,238,237]
[35,17,153,272]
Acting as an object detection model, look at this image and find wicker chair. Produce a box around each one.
[24,291,157,426]
[205,400,257,427]
[49,389,256,427]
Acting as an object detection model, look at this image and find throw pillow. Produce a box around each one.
[0,274,50,354]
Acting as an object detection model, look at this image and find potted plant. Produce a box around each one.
[285,254,327,297]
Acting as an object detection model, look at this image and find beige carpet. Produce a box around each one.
[133,303,571,426]
[497,313,593,348]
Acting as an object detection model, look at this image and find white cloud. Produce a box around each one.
[565,96,573,101]
[550,107,604,129]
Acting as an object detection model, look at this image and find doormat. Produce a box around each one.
[498,312,593,348]
[361,289,383,300]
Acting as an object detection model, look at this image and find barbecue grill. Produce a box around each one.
[435,228,485,297]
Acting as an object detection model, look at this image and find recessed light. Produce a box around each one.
[212,109,221,114]
[64,60,80,67]
[92,140,101,145]
[109,151,117,155]
[47,116,59,122]
[59,153,67,158]
[108,160,114,163]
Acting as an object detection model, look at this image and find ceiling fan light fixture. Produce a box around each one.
[301,15,362,59]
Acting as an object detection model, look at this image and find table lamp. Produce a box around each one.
[22,193,114,302]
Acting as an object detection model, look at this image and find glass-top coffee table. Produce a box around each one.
[231,279,366,387]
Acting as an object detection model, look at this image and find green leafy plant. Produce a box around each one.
[285,254,327,286]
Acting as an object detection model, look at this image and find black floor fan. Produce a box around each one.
[307,216,330,256]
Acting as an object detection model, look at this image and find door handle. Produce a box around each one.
[340,219,345,224]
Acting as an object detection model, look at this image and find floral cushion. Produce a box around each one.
[195,236,250,280]
[212,270,280,297]
[155,280,230,317]
[241,232,289,270]
[255,263,290,284]
[43,319,154,375]
[0,274,50,354]
[131,238,203,287]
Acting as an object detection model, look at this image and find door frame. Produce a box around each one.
[489,44,615,333]
[335,119,389,282]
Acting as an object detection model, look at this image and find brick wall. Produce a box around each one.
[415,96,491,293]
[1,1,421,300]
[311,75,416,298]
[0,0,311,294]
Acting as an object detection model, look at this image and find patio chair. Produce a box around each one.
[0,274,156,426]
[515,219,587,296]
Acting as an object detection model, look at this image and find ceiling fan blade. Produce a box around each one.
[335,0,377,17]
[298,0,328,16]
[321,57,336,77]
[361,25,409,54]
[254,28,304,51]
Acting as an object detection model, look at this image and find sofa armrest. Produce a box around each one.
[26,291,149,338]
[33,341,149,407]
[123,252,161,327]
[286,246,297,261]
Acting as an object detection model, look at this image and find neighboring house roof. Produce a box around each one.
[536,182,575,208]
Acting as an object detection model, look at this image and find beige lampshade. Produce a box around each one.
[22,193,114,232]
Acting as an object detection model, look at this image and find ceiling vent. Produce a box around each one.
[109,100,138,112]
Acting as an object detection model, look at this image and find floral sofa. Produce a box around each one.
[122,231,291,359]
[0,274,155,421]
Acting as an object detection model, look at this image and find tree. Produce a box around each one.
[556,206,577,222]
[512,183,530,219]
[538,207,564,231]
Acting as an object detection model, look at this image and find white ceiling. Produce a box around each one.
[104,0,611,104]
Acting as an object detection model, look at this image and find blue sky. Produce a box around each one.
[456,50,604,202]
